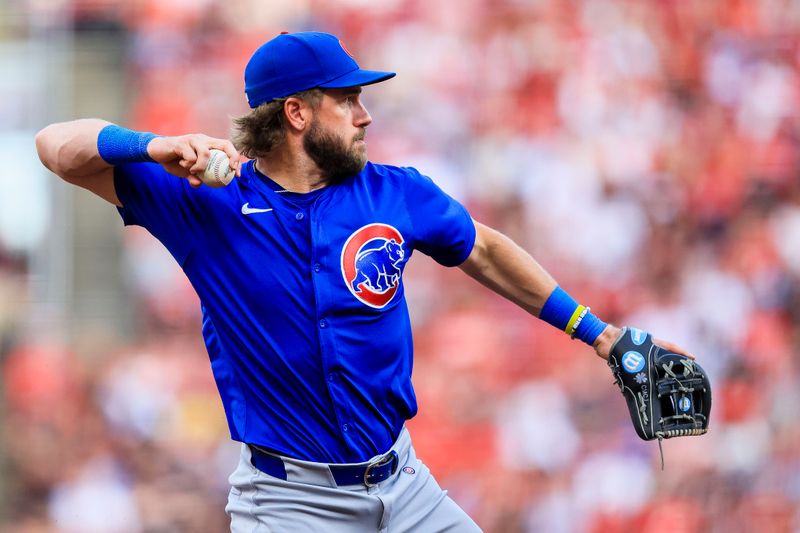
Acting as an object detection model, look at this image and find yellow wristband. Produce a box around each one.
[564,305,587,335]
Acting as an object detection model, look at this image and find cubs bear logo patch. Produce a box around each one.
[341,224,407,308]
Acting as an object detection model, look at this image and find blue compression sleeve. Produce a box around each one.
[97,124,157,165]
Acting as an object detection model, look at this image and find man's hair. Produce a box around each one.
[231,88,323,159]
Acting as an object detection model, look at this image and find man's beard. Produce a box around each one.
[303,117,367,184]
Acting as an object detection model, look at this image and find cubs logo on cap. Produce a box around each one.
[341,224,407,309]
[339,40,355,59]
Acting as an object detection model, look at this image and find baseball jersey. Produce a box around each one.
[113,159,475,463]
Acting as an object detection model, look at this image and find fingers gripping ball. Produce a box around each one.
[607,327,712,442]
[202,149,235,187]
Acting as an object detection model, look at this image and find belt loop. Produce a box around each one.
[248,445,287,480]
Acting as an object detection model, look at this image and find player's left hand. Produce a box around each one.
[592,325,695,361]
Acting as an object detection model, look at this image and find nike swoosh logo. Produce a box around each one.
[241,203,274,215]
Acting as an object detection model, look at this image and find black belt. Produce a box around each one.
[249,445,399,487]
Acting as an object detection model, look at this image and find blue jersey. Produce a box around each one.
[114,160,475,463]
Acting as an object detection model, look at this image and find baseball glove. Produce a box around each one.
[608,327,711,446]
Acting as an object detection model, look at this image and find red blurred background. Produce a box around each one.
[2,0,800,531]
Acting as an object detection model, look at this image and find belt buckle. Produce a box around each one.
[363,451,396,487]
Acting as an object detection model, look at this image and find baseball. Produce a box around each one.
[202,149,235,187]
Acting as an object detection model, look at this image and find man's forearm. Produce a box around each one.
[460,220,613,355]
[459,221,558,316]
[36,120,242,206]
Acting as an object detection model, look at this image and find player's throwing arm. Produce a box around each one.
[35,119,241,205]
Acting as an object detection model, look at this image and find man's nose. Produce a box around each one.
[354,101,372,128]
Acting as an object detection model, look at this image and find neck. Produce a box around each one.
[255,147,329,193]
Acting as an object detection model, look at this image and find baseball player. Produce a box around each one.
[36,32,697,532]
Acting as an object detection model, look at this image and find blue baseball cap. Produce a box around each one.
[244,31,396,108]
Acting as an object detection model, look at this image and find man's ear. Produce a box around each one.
[284,97,313,132]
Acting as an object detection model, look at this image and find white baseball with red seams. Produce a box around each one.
[202,149,234,187]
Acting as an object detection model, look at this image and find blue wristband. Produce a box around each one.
[539,286,607,345]
[97,124,158,165]
[539,286,579,331]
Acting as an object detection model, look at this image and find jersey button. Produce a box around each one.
[327,373,335,382]
[342,423,349,432]
[313,263,321,273]
[295,212,304,220]
[319,319,327,328]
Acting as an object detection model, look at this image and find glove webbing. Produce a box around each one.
[659,428,707,437]
[625,360,702,470]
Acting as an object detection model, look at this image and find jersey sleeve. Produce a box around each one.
[113,162,197,265]
[403,167,476,267]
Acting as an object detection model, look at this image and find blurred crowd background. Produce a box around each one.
[2,0,800,531]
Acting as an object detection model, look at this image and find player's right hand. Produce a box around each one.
[147,134,241,188]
